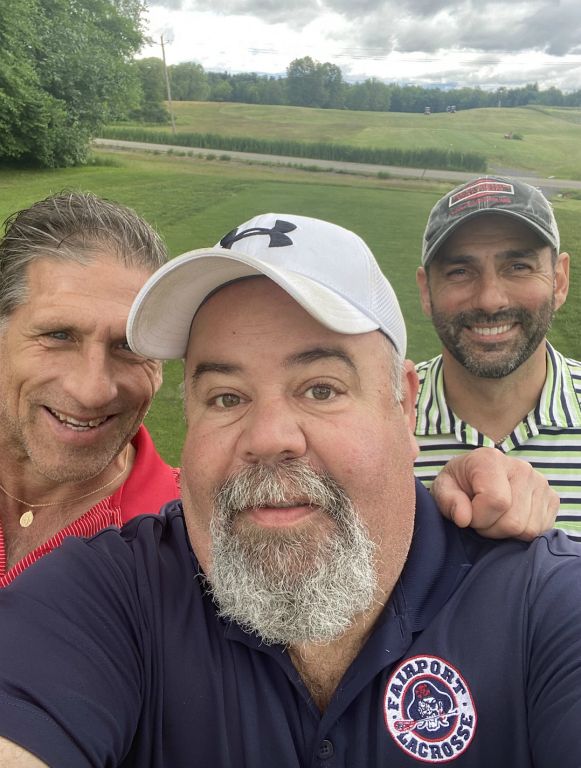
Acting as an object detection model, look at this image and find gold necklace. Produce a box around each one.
[0,448,130,528]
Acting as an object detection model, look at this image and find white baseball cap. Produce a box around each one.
[127,213,406,359]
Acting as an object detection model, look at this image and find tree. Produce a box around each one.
[132,58,170,122]
[170,62,209,101]
[320,63,345,108]
[345,79,390,112]
[0,0,68,166]
[285,57,346,109]
[504,83,540,107]
[0,0,146,167]
[564,90,581,107]
[229,73,261,104]
[388,84,427,113]
[286,57,325,107]
[208,75,233,102]
[258,76,287,105]
[537,86,564,106]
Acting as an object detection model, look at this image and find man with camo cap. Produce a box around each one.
[415,175,581,540]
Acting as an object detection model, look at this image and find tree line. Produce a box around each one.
[155,57,581,115]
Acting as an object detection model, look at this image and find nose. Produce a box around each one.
[238,397,307,465]
[472,270,509,314]
[62,346,119,410]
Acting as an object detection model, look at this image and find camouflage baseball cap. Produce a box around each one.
[421,175,560,266]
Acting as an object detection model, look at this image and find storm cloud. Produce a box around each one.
[148,0,581,55]
[143,0,581,89]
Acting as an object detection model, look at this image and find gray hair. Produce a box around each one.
[0,191,168,323]
[209,459,377,645]
[386,335,405,403]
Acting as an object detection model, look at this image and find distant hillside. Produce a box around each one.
[106,102,581,180]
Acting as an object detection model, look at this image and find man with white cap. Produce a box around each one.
[415,176,581,540]
[0,213,579,767]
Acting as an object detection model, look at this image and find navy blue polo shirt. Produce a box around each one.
[0,480,581,767]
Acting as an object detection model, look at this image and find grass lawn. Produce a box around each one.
[117,101,581,180]
[1,149,579,464]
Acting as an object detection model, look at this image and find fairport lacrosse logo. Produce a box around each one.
[384,655,477,763]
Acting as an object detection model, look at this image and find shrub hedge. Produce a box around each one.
[99,126,487,173]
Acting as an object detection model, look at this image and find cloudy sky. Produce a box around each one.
[141,0,581,91]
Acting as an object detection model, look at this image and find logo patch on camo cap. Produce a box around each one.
[448,178,514,211]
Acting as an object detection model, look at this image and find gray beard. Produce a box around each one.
[208,460,377,646]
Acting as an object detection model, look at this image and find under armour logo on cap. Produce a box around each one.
[219,219,297,249]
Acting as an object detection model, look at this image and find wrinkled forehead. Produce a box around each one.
[432,211,550,261]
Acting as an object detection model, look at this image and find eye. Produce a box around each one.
[213,393,242,408]
[445,268,468,279]
[46,330,71,341]
[116,340,144,358]
[508,262,531,273]
[304,384,336,401]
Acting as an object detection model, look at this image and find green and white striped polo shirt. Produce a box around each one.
[414,343,581,541]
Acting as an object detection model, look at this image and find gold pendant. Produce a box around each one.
[19,510,34,528]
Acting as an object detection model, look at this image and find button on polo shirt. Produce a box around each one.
[317,739,334,759]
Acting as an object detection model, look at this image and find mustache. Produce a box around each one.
[450,308,531,327]
[214,459,349,522]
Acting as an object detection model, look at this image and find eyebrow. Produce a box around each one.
[438,247,541,266]
[32,320,129,344]
[284,346,358,372]
[498,248,541,261]
[190,346,358,385]
[191,362,242,384]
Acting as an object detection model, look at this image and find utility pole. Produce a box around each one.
[160,33,176,136]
